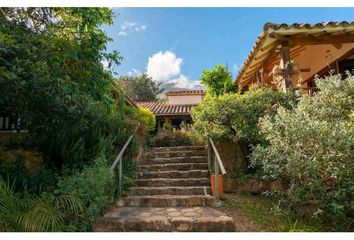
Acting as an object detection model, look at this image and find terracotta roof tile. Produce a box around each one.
[136,102,196,116]
[263,21,353,31]
[165,90,204,96]
[236,21,354,87]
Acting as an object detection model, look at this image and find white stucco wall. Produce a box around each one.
[167,95,203,105]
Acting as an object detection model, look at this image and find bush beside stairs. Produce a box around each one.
[93,145,234,232]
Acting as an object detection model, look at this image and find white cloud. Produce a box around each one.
[118,31,127,36]
[233,64,239,73]
[120,21,137,30]
[135,25,146,32]
[146,50,202,90]
[147,51,183,82]
[169,75,203,89]
[127,68,141,76]
[101,59,110,69]
[119,21,146,36]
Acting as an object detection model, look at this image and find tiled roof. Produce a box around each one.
[165,90,204,96]
[263,21,354,31]
[137,102,196,116]
[124,95,138,108]
[236,21,354,87]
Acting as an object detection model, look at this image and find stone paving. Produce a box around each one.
[94,207,234,232]
[93,146,234,232]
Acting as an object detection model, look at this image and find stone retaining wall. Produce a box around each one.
[214,140,248,177]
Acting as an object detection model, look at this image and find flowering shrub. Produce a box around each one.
[251,74,354,219]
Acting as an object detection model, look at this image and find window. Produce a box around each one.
[339,59,354,75]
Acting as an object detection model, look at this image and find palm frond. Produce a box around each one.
[0,177,83,232]
[55,194,83,214]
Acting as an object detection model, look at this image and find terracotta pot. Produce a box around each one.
[210,175,224,197]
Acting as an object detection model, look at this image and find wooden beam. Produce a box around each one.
[332,43,343,49]
[288,34,354,47]
[281,41,294,92]
[335,60,340,74]
[300,68,311,73]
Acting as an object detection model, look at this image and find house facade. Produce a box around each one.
[236,22,354,95]
[137,90,205,133]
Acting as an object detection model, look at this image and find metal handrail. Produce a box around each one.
[111,124,140,197]
[207,136,226,203]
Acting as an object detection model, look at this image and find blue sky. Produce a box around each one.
[104,8,354,89]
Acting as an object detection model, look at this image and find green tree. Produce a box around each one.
[200,64,234,96]
[0,8,127,168]
[115,74,164,101]
[0,8,146,231]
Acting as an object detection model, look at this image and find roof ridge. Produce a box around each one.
[263,21,354,31]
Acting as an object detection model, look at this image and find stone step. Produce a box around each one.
[135,170,209,179]
[129,186,211,196]
[136,163,208,172]
[143,150,206,159]
[139,156,206,165]
[93,207,235,232]
[145,145,205,153]
[120,195,215,207]
[133,178,210,187]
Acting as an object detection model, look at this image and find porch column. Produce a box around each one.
[280,41,293,92]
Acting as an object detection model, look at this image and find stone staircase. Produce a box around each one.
[93,145,234,232]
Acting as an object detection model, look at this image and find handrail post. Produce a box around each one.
[207,139,212,175]
[214,154,220,202]
[118,156,122,198]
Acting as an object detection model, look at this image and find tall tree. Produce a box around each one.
[200,64,234,96]
[116,74,164,101]
[0,8,125,167]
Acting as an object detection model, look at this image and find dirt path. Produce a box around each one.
[213,193,330,232]
[213,193,264,232]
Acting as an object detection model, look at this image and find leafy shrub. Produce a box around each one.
[120,157,136,196]
[0,8,126,170]
[56,156,115,231]
[0,8,143,231]
[150,130,201,147]
[192,87,293,144]
[0,177,83,232]
[0,147,43,173]
[0,154,58,194]
[251,74,354,219]
[126,107,156,133]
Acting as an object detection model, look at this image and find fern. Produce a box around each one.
[0,177,83,232]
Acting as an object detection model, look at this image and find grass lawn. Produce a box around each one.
[214,193,350,232]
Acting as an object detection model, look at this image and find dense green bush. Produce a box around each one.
[125,106,156,133]
[251,74,354,219]
[192,87,293,144]
[56,156,115,230]
[0,8,125,169]
[0,8,145,231]
[0,159,59,194]
[137,108,156,132]
[150,130,201,147]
